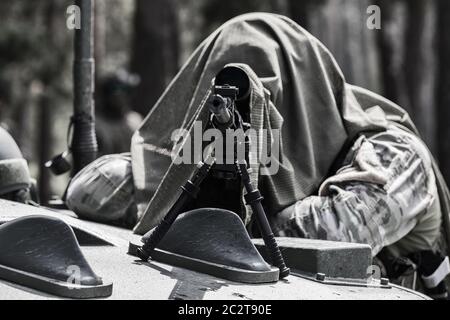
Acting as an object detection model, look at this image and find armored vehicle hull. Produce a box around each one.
[0,200,429,300]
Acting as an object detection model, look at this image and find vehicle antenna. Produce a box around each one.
[71,0,98,175]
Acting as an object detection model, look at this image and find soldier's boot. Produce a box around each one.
[376,248,417,280]
[410,251,450,300]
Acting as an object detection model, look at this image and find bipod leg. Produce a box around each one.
[138,158,215,261]
[235,161,290,279]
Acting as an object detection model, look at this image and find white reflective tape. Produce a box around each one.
[421,257,450,289]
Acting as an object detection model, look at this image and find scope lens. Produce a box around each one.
[215,66,250,101]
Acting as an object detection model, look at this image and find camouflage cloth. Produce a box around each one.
[270,126,442,257]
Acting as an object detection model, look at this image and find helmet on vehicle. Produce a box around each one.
[65,153,138,228]
[0,127,32,202]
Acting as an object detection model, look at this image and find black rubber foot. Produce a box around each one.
[279,267,290,279]
[137,247,151,262]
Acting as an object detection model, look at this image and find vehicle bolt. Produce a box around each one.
[316,273,326,281]
[381,278,389,286]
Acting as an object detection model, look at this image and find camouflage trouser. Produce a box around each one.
[270,127,442,257]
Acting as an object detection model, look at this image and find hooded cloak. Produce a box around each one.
[131,13,450,253]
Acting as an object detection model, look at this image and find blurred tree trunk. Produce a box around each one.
[10,89,32,157]
[131,0,180,116]
[37,1,58,203]
[404,0,437,152]
[437,0,450,181]
[94,0,106,88]
[37,93,51,202]
[271,0,289,15]
[289,0,382,93]
[376,0,410,108]
[198,0,284,42]
[289,0,323,29]
[377,0,437,152]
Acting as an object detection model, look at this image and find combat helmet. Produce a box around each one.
[0,126,32,203]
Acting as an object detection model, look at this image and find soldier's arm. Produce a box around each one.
[270,129,441,256]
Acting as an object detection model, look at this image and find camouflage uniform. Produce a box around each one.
[271,126,442,257]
